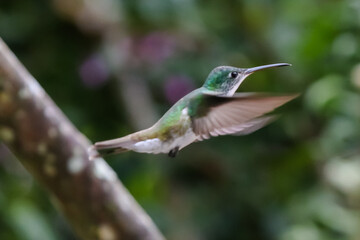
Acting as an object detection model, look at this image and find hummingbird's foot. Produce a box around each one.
[168,147,179,158]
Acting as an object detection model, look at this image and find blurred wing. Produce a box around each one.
[230,115,277,136]
[190,93,298,141]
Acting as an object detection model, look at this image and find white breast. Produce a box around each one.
[132,108,197,154]
[133,138,163,153]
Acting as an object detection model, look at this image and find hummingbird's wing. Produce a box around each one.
[230,115,277,136]
[189,93,298,141]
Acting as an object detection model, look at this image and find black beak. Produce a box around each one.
[244,63,291,75]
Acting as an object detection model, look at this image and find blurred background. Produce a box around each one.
[1,0,360,239]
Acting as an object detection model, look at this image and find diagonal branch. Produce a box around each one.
[0,38,164,240]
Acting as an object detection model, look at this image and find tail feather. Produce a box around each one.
[88,136,134,159]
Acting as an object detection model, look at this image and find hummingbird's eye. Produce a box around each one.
[230,71,238,78]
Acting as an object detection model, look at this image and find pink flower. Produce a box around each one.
[137,32,176,64]
[164,75,195,104]
[79,55,109,88]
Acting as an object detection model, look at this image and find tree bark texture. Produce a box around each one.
[0,38,164,240]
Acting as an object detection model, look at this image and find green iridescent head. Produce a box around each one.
[202,63,291,96]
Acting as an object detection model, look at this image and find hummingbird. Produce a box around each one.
[90,63,297,159]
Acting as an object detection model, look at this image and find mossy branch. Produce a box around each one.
[0,38,164,240]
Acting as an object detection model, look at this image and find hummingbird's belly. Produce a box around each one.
[132,107,197,154]
[132,128,197,154]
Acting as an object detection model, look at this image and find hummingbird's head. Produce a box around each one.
[202,63,291,96]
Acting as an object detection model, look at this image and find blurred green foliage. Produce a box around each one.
[1,0,360,239]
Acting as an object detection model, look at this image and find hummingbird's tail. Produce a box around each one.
[89,136,134,160]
